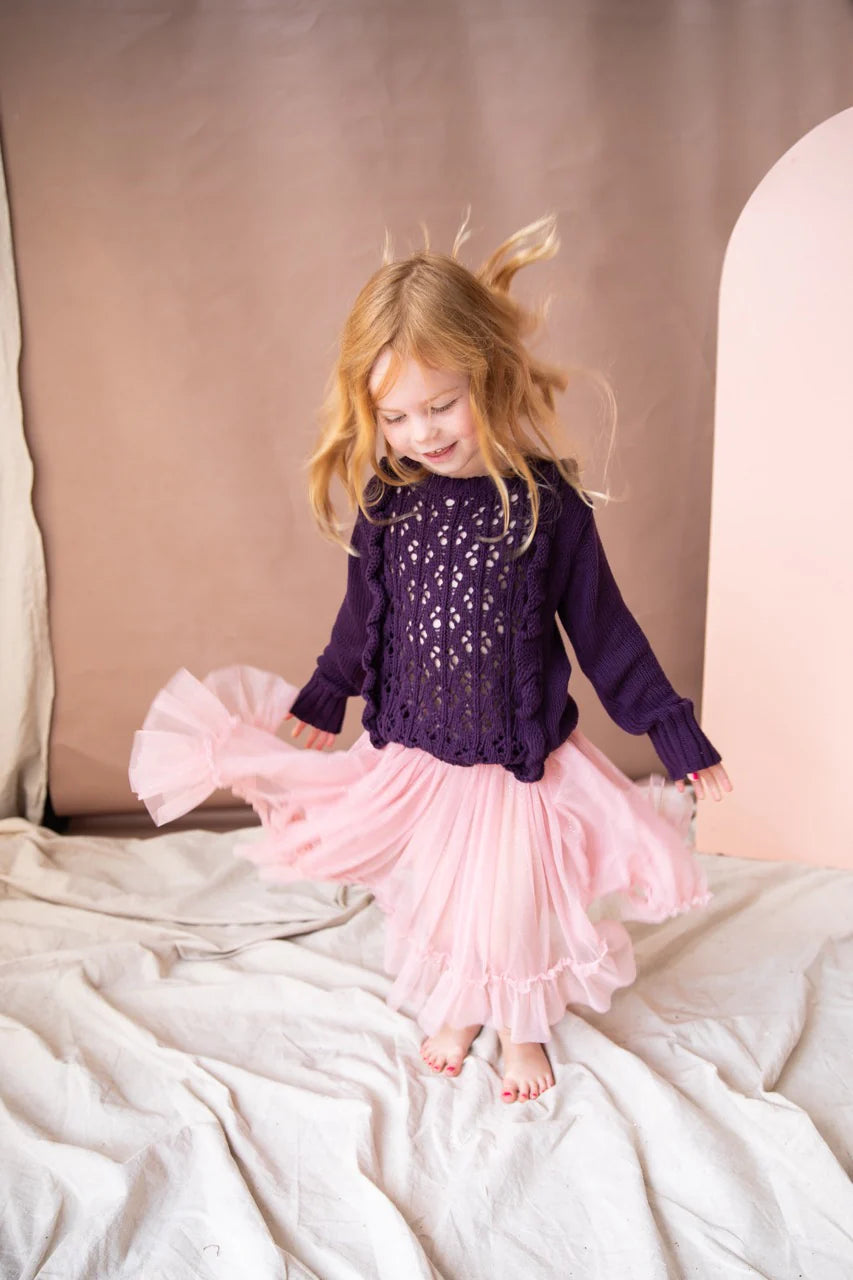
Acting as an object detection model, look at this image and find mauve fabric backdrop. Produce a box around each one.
[0,1,850,816]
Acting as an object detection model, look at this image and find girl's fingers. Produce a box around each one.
[710,764,733,799]
[701,764,731,801]
[677,763,734,801]
[691,771,708,800]
[691,765,733,802]
[286,720,336,750]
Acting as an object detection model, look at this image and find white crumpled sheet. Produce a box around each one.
[1,815,852,1280]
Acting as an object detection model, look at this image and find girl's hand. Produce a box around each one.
[283,712,337,751]
[675,762,733,802]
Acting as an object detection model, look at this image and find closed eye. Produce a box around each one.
[380,398,459,427]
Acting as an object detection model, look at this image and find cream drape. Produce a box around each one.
[0,142,52,821]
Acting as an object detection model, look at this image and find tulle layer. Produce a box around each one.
[129,665,710,1043]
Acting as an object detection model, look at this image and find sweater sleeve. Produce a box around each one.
[556,495,722,782]
[288,509,373,734]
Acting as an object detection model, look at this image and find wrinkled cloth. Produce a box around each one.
[2,817,853,1279]
[130,664,710,1043]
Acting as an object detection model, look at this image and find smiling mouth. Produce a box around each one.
[423,443,456,460]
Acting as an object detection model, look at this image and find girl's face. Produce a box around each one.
[369,349,487,478]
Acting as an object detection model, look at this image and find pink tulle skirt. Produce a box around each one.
[129,665,710,1044]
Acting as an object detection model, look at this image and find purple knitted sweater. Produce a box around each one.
[289,457,722,784]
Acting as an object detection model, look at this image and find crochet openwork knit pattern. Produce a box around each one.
[290,457,723,784]
[373,481,533,768]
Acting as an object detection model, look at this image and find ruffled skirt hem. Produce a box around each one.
[129,664,711,1043]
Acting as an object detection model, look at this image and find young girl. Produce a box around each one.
[129,214,732,1106]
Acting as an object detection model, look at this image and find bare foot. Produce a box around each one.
[420,1022,483,1076]
[498,1026,555,1103]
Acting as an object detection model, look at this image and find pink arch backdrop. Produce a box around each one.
[697,107,853,870]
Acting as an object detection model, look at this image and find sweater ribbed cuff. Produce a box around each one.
[289,670,349,735]
[647,698,722,782]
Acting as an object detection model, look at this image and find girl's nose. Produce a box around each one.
[411,413,438,442]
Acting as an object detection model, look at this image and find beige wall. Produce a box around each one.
[697,107,853,869]
[0,2,851,816]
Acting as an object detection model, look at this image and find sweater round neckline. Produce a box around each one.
[396,455,539,498]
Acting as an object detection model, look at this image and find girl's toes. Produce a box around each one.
[501,1081,518,1103]
[444,1056,462,1075]
[422,1044,440,1071]
[529,1086,539,1099]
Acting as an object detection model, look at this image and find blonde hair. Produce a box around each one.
[304,211,617,555]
